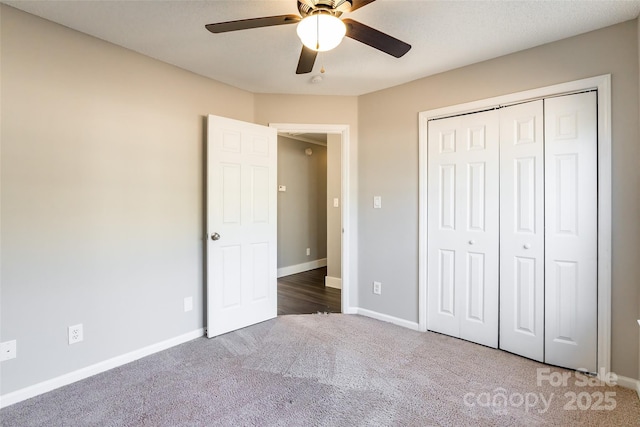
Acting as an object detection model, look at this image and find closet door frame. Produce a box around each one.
[418,74,612,375]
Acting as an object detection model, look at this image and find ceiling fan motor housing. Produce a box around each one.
[297,0,353,18]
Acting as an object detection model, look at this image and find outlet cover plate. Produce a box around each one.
[0,340,17,361]
[184,296,193,312]
[68,324,83,345]
[373,281,382,295]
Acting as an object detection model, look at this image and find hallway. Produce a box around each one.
[277,267,341,315]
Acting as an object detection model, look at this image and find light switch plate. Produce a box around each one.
[373,196,382,209]
[333,198,339,208]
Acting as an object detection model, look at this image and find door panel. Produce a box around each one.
[438,249,456,316]
[515,256,536,334]
[427,111,499,348]
[467,162,486,231]
[499,100,544,362]
[428,117,462,338]
[466,252,485,322]
[207,115,277,338]
[458,112,499,348]
[439,164,456,229]
[544,92,597,372]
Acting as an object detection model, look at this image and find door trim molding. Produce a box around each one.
[418,74,612,374]
[270,123,356,314]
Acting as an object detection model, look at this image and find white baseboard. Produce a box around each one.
[615,375,640,395]
[355,308,421,331]
[0,328,204,409]
[325,276,342,289]
[277,258,327,278]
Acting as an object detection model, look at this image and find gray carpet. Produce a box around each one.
[1,314,639,426]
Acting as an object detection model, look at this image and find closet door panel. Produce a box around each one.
[427,117,463,338]
[427,111,499,348]
[458,111,500,348]
[544,92,597,372]
[499,101,545,361]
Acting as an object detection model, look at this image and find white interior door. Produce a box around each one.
[544,92,598,372]
[499,100,545,361]
[206,114,277,338]
[427,110,500,348]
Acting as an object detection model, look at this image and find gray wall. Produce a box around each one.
[0,6,254,394]
[357,20,640,379]
[326,134,342,280]
[276,136,327,269]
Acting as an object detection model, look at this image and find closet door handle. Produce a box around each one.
[523,243,531,249]
[468,240,475,245]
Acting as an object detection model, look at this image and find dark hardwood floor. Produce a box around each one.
[277,267,341,315]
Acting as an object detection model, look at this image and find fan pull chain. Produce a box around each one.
[315,14,320,50]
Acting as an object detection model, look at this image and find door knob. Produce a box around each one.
[211,232,221,241]
[468,240,475,245]
[523,243,531,249]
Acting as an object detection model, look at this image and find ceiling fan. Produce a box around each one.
[205,0,411,74]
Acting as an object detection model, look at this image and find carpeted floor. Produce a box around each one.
[1,314,639,426]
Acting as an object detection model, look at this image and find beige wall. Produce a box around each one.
[358,20,640,379]
[276,136,327,269]
[0,6,254,394]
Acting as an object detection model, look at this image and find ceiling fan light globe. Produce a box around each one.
[296,14,346,52]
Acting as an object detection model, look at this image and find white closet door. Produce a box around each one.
[499,100,545,361]
[427,115,463,339]
[427,111,500,348]
[544,92,598,372]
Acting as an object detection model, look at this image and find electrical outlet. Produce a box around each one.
[373,281,382,295]
[306,248,311,256]
[0,340,16,361]
[68,324,83,345]
[184,296,193,312]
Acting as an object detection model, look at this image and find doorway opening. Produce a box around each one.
[275,132,341,315]
[270,123,353,315]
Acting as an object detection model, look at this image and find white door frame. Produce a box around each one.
[418,74,612,373]
[270,123,356,314]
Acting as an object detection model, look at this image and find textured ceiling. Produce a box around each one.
[5,0,640,96]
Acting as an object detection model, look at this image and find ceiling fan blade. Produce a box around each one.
[205,15,300,33]
[348,0,378,12]
[296,46,318,74]
[343,18,411,58]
